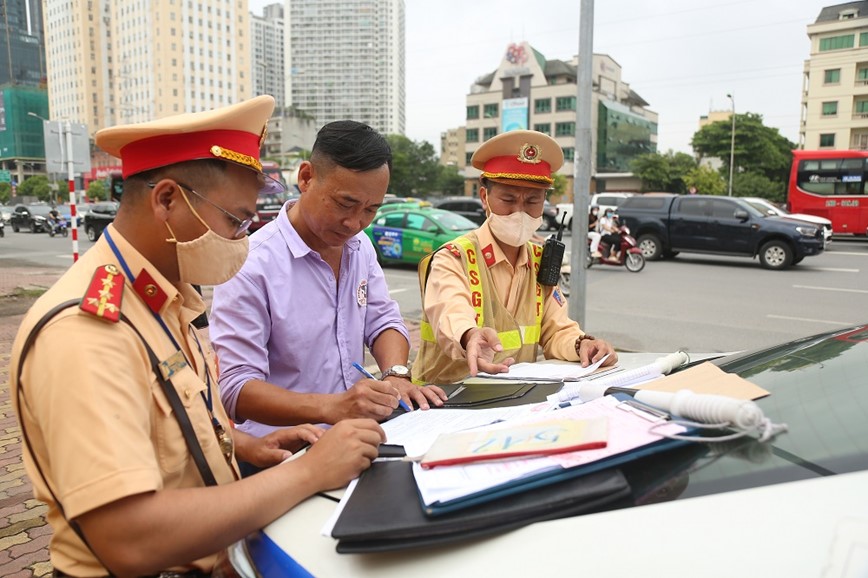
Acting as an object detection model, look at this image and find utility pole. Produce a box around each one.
[569,0,594,326]
[64,121,79,261]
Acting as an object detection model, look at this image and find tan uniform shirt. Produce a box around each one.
[424,221,583,364]
[10,224,237,576]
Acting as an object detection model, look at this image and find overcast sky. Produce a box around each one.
[253,0,826,154]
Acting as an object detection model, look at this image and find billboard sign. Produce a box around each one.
[502,97,529,132]
[43,121,91,174]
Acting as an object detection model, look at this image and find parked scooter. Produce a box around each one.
[588,225,644,272]
[47,217,69,238]
[0,218,5,238]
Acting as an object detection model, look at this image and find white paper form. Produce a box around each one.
[477,354,610,381]
[412,396,686,507]
[382,404,551,458]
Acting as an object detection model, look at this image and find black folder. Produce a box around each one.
[331,460,630,553]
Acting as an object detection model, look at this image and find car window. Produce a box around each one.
[430,210,477,231]
[405,213,437,232]
[381,212,404,228]
[676,198,708,216]
[711,199,739,219]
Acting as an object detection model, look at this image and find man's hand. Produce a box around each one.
[233,425,324,468]
[577,338,618,368]
[297,419,385,491]
[326,378,402,422]
[384,376,447,410]
[462,327,514,376]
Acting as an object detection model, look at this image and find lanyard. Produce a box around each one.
[103,229,231,461]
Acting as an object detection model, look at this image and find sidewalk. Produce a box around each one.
[0,265,63,577]
[0,263,423,575]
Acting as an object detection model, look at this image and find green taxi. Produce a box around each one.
[365,205,478,264]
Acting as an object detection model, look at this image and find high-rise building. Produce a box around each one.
[802,2,868,150]
[285,0,405,135]
[460,42,657,196]
[0,0,45,87]
[251,3,285,110]
[43,0,252,139]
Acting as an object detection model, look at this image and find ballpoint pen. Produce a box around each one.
[351,362,412,411]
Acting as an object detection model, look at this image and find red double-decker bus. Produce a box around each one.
[789,150,868,236]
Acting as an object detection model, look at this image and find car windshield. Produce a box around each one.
[429,210,477,231]
[27,205,54,216]
[744,199,783,217]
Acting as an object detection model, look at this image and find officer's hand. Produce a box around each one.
[462,327,513,376]
[299,419,384,490]
[327,378,400,422]
[384,376,448,410]
[236,424,324,468]
[577,338,619,368]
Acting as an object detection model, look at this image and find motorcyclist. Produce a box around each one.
[587,205,602,258]
[599,208,621,262]
[47,206,60,234]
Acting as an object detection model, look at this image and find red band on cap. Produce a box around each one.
[119,129,261,178]
[482,155,553,183]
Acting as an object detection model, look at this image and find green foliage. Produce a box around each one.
[630,150,698,194]
[87,179,107,201]
[0,182,11,204]
[18,175,52,201]
[385,134,443,197]
[684,165,726,196]
[549,173,568,200]
[732,172,785,202]
[436,165,465,196]
[691,113,795,182]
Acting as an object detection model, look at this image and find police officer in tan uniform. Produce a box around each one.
[415,130,618,384]
[10,96,384,577]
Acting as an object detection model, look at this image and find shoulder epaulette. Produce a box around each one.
[79,264,124,323]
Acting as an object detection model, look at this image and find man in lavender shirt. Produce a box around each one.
[210,121,447,450]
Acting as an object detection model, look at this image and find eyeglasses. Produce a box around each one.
[149,182,253,238]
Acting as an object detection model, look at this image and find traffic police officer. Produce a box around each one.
[11,96,384,577]
[415,129,618,384]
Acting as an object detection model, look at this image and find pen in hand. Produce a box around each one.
[351,362,412,412]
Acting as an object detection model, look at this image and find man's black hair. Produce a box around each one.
[310,120,392,173]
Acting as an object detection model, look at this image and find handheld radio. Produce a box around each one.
[537,213,567,286]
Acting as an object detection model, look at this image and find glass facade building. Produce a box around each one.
[0,0,45,86]
[597,100,658,173]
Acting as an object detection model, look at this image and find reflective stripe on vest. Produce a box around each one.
[419,238,544,348]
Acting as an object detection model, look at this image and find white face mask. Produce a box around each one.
[486,211,542,247]
[166,189,249,285]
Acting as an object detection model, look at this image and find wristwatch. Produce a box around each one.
[381,364,412,380]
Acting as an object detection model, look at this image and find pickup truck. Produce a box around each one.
[616,194,826,270]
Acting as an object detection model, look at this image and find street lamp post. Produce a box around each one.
[27,112,80,261]
[726,93,735,197]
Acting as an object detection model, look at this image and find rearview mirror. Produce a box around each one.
[734,209,749,221]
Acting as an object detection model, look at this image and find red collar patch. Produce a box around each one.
[79,264,125,323]
[482,244,496,266]
[132,268,169,313]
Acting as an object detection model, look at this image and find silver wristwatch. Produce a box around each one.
[381,364,412,380]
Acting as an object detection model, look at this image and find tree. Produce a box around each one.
[691,112,795,183]
[684,165,726,196]
[87,180,107,201]
[0,182,10,204]
[385,134,442,197]
[732,172,784,202]
[549,173,569,200]
[436,165,465,196]
[18,175,53,202]
[630,151,698,193]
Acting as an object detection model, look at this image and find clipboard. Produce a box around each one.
[439,380,564,408]
[332,460,630,553]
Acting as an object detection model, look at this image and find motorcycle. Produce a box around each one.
[0,218,4,237]
[558,224,645,297]
[587,225,645,272]
[47,217,69,238]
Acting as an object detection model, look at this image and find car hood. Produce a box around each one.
[787,212,832,227]
[766,215,822,229]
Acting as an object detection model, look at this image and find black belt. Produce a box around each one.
[53,571,210,578]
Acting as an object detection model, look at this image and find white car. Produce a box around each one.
[556,192,636,229]
[741,196,832,244]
